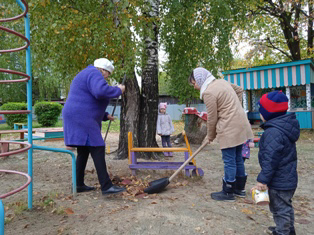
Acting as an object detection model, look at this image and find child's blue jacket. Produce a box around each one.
[257,113,300,190]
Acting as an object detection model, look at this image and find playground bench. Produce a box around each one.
[128,131,204,177]
[0,130,35,153]
[14,123,28,130]
[35,128,64,141]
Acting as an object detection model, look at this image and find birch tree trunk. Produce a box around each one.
[138,0,160,159]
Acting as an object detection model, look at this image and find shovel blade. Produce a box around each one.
[144,177,170,194]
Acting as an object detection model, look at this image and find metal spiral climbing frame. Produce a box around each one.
[1,1,77,234]
[0,1,32,234]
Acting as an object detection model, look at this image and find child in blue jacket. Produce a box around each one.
[251,91,300,235]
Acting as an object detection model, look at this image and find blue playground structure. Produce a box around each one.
[0,1,76,234]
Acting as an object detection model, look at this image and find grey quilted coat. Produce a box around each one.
[157,112,174,136]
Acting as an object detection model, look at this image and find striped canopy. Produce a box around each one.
[223,59,314,90]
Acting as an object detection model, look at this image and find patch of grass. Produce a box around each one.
[43,198,55,207]
[33,120,63,128]
[4,201,28,224]
[101,120,121,133]
[4,217,13,224]
[6,201,28,216]
[299,129,314,141]
[35,192,58,209]
[0,123,10,130]
[53,206,66,215]
[13,201,28,215]
[173,120,184,135]
[0,120,63,130]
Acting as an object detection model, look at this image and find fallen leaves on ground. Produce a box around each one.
[109,175,191,202]
[111,175,151,200]
[64,208,74,215]
[241,208,254,215]
[23,224,30,229]
[108,205,131,214]
[246,215,256,221]
[241,198,254,204]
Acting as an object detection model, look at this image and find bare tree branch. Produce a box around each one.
[258,5,280,17]
[299,9,310,18]
[292,1,312,19]
[265,0,277,8]
[265,37,294,60]
[278,0,284,9]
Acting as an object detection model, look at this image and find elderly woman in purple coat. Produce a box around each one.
[63,58,126,195]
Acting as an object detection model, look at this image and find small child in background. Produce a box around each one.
[242,139,254,162]
[251,91,300,235]
[157,102,175,157]
[242,111,254,162]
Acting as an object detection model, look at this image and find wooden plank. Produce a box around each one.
[131,152,137,165]
[0,130,31,134]
[36,128,63,133]
[131,147,189,152]
[183,131,195,165]
[0,130,35,144]
[0,143,9,153]
[129,163,196,170]
[128,132,132,164]
[133,162,195,165]
[44,132,64,138]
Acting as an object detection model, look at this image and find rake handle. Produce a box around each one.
[169,141,208,182]
[103,74,126,143]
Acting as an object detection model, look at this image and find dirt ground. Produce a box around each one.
[1,131,313,235]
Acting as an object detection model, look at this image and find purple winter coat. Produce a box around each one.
[63,65,122,146]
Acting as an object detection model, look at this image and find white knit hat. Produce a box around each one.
[94,58,114,74]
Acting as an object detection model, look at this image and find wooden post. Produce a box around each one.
[184,151,190,177]
[306,84,311,111]
[243,91,248,112]
[128,132,132,165]
[131,152,137,176]
[286,87,291,111]
[183,131,196,166]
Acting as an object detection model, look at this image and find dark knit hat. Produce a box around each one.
[258,91,288,121]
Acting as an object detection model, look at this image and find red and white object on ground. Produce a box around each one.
[183,107,199,115]
[183,107,208,121]
[197,112,208,121]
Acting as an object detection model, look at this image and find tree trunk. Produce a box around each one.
[111,0,141,159]
[308,4,313,56]
[138,0,160,159]
[117,72,140,159]
[279,12,301,61]
[183,114,207,145]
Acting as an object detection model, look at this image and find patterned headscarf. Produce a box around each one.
[193,67,216,99]
[193,67,212,88]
